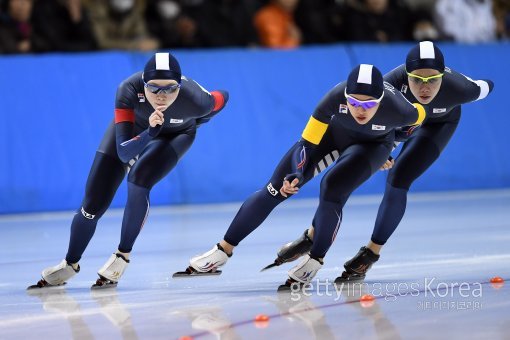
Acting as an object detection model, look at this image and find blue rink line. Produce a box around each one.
[185,277,507,339]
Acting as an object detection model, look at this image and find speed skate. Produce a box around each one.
[27,259,79,290]
[173,243,230,278]
[172,266,222,278]
[90,253,130,289]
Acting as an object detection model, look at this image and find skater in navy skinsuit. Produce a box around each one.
[28,52,229,289]
[277,41,495,284]
[174,64,427,290]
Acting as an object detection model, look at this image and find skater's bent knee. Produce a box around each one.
[387,175,412,190]
[79,206,101,220]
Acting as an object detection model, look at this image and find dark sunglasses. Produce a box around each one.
[344,89,384,110]
[143,80,181,94]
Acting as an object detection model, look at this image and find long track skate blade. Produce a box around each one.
[277,283,292,292]
[91,279,118,290]
[334,271,365,284]
[277,279,304,292]
[260,262,279,272]
[172,268,222,278]
[27,280,66,290]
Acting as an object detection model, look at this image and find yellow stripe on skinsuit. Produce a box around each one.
[412,103,426,125]
[301,116,328,145]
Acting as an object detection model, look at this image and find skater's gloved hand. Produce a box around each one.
[149,106,165,127]
[380,156,394,171]
[148,106,165,136]
[280,173,303,197]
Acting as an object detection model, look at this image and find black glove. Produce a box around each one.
[284,172,304,185]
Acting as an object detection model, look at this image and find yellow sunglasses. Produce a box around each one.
[406,72,444,84]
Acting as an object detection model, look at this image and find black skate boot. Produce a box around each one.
[334,246,379,284]
[261,229,313,271]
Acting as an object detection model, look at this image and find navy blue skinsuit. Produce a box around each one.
[370,65,494,245]
[65,72,228,263]
[223,81,423,258]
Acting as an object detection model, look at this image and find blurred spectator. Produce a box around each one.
[0,0,49,53]
[340,0,416,42]
[32,0,98,52]
[193,0,259,48]
[145,0,200,48]
[434,0,497,43]
[84,0,159,51]
[410,8,440,41]
[254,0,301,48]
[294,0,341,44]
[493,0,510,39]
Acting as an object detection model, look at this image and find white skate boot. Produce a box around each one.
[278,255,323,292]
[27,259,80,290]
[173,243,231,278]
[92,253,130,289]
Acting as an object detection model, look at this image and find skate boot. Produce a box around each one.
[92,253,130,289]
[27,259,80,290]
[173,243,231,278]
[261,229,313,271]
[277,255,323,292]
[334,246,379,284]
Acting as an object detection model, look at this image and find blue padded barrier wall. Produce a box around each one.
[0,43,508,214]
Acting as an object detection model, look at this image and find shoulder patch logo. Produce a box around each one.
[401,84,408,94]
[372,124,386,131]
[384,82,396,94]
[138,93,145,102]
[433,108,447,113]
[339,104,348,114]
[383,81,395,90]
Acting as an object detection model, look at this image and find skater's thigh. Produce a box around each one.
[320,143,391,203]
[128,131,196,188]
[390,119,459,189]
[82,124,126,214]
[266,141,337,192]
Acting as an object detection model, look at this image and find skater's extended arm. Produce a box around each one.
[280,116,328,197]
[114,107,164,163]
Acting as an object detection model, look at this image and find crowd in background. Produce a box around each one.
[0,0,509,54]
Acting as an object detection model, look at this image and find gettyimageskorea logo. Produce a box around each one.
[288,277,484,310]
